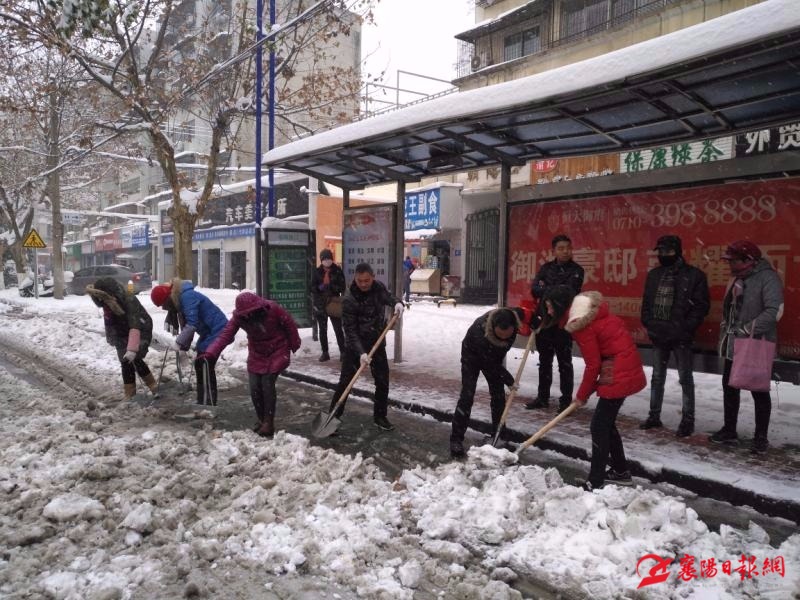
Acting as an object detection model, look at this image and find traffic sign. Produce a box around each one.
[22,228,47,249]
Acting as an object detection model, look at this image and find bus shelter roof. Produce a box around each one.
[263,0,800,190]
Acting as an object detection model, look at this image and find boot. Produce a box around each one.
[258,414,275,438]
[142,373,159,398]
[319,351,330,362]
[675,419,694,438]
[123,383,136,400]
[449,439,465,459]
[639,416,663,430]
[524,396,549,410]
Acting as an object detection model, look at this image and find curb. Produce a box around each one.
[284,369,799,524]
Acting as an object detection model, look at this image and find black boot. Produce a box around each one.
[524,396,549,410]
[639,416,663,430]
[675,419,694,438]
[450,439,465,458]
[319,351,330,362]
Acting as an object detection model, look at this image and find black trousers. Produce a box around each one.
[116,345,152,385]
[537,328,574,401]
[249,372,278,421]
[588,397,628,486]
[329,346,389,418]
[315,311,344,355]
[722,359,771,439]
[195,355,218,405]
[450,358,505,442]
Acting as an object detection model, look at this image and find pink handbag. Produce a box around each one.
[729,331,776,392]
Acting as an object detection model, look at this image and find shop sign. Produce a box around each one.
[532,153,617,185]
[619,137,733,174]
[405,189,440,231]
[267,230,308,246]
[506,179,800,360]
[343,206,394,287]
[94,230,121,252]
[161,225,255,246]
[735,122,800,157]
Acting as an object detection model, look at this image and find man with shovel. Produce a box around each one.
[327,262,404,432]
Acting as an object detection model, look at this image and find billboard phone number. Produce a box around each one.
[613,195,777,230]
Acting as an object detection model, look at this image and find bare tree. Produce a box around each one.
[1,0,376,279]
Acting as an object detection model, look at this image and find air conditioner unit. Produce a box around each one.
[471,55,481,72]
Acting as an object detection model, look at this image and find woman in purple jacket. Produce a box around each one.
[202,292,301,438]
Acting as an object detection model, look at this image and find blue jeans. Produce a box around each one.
[648,344,695,422]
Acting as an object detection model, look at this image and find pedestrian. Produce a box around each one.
[525,234,584,412]
[150,278,228,405]
[200,292,301,438]
[328,262,404,431]
[402,255,415,303]
[639,235,710,437]
[86,277,158,400]
[562,291,646,491]
[710,241,783,454]
[449,307,527,458]
[311,248,346,362]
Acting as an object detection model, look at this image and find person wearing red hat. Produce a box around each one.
[710,241,784,453]
[150,278,228,405]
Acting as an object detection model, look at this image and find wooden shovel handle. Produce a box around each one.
[516,402,579,454]
[329,313,400,414]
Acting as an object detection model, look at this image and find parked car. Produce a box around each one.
[69,264,152,295]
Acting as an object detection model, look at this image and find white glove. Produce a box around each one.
[394,302,404,316]
[360,353,371,366]
[509,384,520,393]
[122,350,137,363]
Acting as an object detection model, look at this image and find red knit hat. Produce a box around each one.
[150,284,171,307]
[722,240,761,262]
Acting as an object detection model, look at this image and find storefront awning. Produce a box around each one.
[116,249,151,260]
[263,0,800,190]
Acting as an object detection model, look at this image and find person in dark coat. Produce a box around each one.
[710,241,784,454]
[201,292,301,438]
[328,262,404,431]
[563,291,647,491]
[640,235,710,437]
[449,307,526,458]
[526,234,585,412]
[311,249,346,362]
[87,277,158,400]
[150,278,228,405]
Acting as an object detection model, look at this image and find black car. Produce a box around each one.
[69,264,153,295]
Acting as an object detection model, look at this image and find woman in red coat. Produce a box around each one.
[563,291,646,491]
[202,292,301,438]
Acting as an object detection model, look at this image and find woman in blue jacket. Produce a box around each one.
[151,278,228,405]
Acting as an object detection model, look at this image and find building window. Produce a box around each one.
[504,27,540,62]
[561,0,609,40]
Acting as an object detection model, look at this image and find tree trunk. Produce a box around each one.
[47,87,65,299]
[171,202,195,281]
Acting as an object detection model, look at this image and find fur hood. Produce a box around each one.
[483,307,523,347]
[169,277,187,309]
[86,279,126,315]
[565,291,603,333]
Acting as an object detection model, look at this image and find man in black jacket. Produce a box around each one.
[328,262,404,431]
[525,234,584,412]
[450,307,525,458]
[311,249,346,362]
[640,235,710,437]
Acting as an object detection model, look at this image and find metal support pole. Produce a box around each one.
[497,163,510,308]
[268,0,276,219]
[394,181,405,363]
[255,0,264,296]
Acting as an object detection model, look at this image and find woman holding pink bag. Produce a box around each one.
[710,241,784,454]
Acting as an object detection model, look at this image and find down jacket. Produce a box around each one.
[168,278,228,352]
[341,279,400,355]
[204,292,301,374]
[311,262,346,312]
[461,308,522,384]
[565,292,646,402]
[87,277,152,351]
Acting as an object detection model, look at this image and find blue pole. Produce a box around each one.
[268,0,276,217]
[255,0,264,295]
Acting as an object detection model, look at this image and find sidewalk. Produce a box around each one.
[285,333,800,524]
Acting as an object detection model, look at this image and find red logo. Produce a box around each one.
[534,159,558,173]
[636,554,674,588]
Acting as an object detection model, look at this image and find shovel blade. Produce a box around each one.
[311,411,341,438]
[490,428,503,448]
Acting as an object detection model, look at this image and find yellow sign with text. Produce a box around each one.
[22,228,47,249]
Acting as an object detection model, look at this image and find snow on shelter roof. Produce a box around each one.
[262,0,800,190]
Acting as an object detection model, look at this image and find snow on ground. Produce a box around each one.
[1,287,799,598]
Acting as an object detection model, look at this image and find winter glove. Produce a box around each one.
[175,325,196,351]
[393,302,404,316]
[122,350,137,363]
[360,353,371,366]
[501,369,515,387]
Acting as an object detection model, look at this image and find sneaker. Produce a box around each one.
[524,397,549,410]
[639,416,663,430]
[450,439,466,458]
[318,352,331,362]
[676,420,694,438]
[604,468,633,486]
[580,480,603,492]
[709,428,738,445]
[374,416,395,431]
[750,437,769,454]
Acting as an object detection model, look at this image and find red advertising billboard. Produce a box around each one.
[506,178,800,360]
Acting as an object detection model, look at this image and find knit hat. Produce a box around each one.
[722,240,761,261]
[320,249,333,261]
[150,284,171,307]
[654,235,682,256]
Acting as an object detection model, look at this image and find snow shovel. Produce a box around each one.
[311,313,399,438]
[491,328,538,447]
[154,346,170,395]
[515,402,579,455]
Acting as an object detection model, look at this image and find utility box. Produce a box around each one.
[410,268,441,295]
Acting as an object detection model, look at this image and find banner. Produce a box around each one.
[506,178,800,360]
[405,188,440,231]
